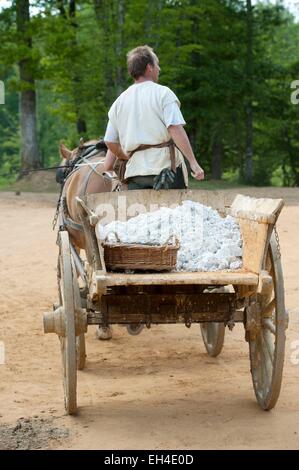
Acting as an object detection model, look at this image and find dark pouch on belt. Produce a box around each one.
[153,168,176,190]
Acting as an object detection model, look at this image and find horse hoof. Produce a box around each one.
[96,326,113,340]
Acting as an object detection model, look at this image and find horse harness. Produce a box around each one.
[53,140,111,232]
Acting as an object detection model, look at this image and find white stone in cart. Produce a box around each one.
[97,200,243,272]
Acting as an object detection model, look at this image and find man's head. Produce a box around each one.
[127,45,160,83]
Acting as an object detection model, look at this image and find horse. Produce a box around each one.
[57,138,118,339]
[57,139,117,248]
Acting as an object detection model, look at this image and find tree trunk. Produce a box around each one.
[245,104,253,183]
[286,132,299,187]
[232,111,244,183]
[16,0,41,171]
[68,0,87,137]
[115,0,125,96]
[145,0,162,48]
[244,0,254,184]
[281,158,289,187]
[211,132,223,180]
[57,0,66,18]
[94,0,122,103]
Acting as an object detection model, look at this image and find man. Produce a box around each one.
[103,45,204,190]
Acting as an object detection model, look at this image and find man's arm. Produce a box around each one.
[168,125,204,180]
[105,142,129,161]
[104,118,128,161]
[103,149,117,171]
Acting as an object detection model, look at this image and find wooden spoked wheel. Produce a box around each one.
[76,334,86,371]
[126,324,144,336]
[249,234,286,410]
[200,322,225,357]
[71,260,86,371]
[57,231,77,415]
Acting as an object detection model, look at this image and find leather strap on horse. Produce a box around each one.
[54,142,108,232]
[114,139,176,184]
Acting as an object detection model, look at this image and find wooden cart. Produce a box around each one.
[43,189,288,415]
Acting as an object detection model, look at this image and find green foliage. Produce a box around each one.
[0,0,299,185]
[0,65,20,177]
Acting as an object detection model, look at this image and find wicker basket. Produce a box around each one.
[102,233,180,271]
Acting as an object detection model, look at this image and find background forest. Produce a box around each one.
[0,0,298,188]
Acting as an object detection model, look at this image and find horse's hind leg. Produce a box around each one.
[96,325,113,340]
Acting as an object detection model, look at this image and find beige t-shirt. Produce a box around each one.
[104,81,188,183]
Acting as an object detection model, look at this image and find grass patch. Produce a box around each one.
[0,176,17,190]
[188,179,249,190]
[0,171,59,193]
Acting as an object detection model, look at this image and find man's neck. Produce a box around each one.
[134,77,154,84]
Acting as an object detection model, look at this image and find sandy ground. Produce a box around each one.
[0,188,298,450]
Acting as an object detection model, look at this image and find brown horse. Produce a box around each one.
[57,139,118,339]
[58,139,117,249]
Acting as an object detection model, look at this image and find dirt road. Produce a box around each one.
[0,189,298,450]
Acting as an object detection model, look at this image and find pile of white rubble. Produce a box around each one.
[97,200,243,272]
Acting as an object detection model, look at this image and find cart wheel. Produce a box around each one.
[126,324,144,336]
[200,323,225,357]
[71,263,86,371]
[58,231,77,415]
[76,334,86,370]
[249,234,286,410]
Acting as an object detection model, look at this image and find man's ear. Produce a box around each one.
[144,63,152,75]
[59,143,72,160]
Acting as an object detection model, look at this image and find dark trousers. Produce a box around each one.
[127,165,186,190]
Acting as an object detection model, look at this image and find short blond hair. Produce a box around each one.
[127,45,157,79]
